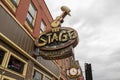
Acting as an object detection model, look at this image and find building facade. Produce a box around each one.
[0,0,83,80]
[56,58,71,80]
[0,0,60,80]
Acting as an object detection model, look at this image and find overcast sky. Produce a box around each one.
[44,0,120,80]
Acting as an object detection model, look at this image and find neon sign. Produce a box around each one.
[35,6,79,60]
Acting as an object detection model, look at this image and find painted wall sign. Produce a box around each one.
[35,6,79,60]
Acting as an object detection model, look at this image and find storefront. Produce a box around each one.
[0,3,60,80]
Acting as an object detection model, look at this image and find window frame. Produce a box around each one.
[40,20,46,33]
[7,55,25,74]
[32,67,52,80]
[10,0,20,7]
[43,76,51,80]
[5,52,28,77]
[32,67,43,80]
[4,0,20,12]
[25,2,37,32]
[33,70,43,80]
[0,46,9,68]
[1,75,16,80]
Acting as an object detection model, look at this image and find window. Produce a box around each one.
[10,0,20,7]
[44,76,51,80]
[0,46,9,67]
[0,46,27,77]
[7,55,25,74]
[33,70,43,80]
[40,21,46,34]
[26,3,37,29]
[5,0,20,12]
[1,75,16,80]
[32,68,52,80]
[0,50,5,65]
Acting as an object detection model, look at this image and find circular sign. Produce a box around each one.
[66,67,81,79]
[70,67,78,76]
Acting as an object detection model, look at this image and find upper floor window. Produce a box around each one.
[5,0,20,12]
[10,0,19,7]
[40,21,46,34]
[26,3,37,29]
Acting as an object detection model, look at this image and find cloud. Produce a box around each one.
[45,0,120,80]
[92,51,120,80]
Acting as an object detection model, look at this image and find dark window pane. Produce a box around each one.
[0,49,5,64]
[7,56,25,74]
[33,70,43,80]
